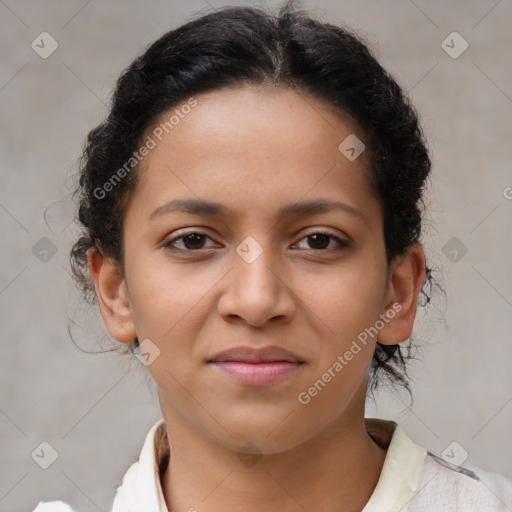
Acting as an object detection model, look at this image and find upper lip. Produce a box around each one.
[208,345,304,363]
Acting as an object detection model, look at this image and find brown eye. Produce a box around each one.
[295,231,349,251]
[164,232,214,251]
[307,233,330,250]
[181,233,207,250]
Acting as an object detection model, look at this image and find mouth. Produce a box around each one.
[208,345,305,387]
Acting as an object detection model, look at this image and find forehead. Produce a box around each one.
[127,85,380,226]
[148,85,364,158]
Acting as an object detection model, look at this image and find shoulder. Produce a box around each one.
[409,451,512,511]
[32,500,77,512]
[364,418,512,512]
[31,419,167,512]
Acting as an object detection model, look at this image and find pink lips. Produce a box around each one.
[208,346,304,387]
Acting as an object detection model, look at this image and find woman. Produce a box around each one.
[34,1,512,510]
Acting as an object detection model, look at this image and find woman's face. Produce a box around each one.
[102,86,406,453]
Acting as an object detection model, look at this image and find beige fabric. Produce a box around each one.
[33,417,512,511]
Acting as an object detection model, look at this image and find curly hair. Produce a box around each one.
[70,0,439,399]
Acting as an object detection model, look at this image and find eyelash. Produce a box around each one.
[163,230,350,253]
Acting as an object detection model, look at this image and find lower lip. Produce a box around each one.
[210,361,302,386]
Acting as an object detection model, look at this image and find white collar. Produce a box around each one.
[111,417,427,512]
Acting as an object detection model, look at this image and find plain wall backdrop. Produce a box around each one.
[1,0,511,510]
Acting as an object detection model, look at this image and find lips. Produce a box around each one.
[208,345,304,364]
[208,345,305,386]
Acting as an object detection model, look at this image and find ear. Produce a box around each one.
[377,242,426,345]
[87,246,136,343]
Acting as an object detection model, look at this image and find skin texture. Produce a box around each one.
[88,85,425,512]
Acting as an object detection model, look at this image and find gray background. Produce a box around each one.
[1,0,511,510]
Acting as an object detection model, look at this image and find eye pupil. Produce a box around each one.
[308,233,330,249]
[183,233,205,249]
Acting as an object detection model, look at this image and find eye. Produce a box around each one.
[163,230,349,253]
[294,231,349,251]
[164,231,216,251]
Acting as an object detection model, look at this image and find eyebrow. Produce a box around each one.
[148,198,367,225]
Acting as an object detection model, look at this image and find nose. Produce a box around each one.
[217,238,296,327]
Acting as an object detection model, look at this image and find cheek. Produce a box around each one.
[126,252,217,340]
[292,269,381,429]
[301,258,388,344]
[126,259,215,402]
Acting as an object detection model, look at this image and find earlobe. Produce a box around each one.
[87,247,136,343]
[377,243,426,345]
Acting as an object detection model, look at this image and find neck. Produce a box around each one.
[159,397,387,512]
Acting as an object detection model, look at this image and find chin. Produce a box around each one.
[207,413,314,455]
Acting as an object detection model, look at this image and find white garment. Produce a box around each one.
[33,417,512,511]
